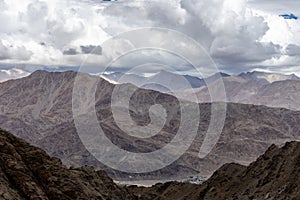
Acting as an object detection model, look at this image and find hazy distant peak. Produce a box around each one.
[0,68,30,83]
[154,70,181,77]
[219,72,231,77]
[206,72,230,80]
[239,71,300,83]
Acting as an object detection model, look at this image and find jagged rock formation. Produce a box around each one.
[0,71,300,180]
[0,129,134,200]
[129,141,300,200]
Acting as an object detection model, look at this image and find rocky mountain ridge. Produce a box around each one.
[104,70,300,111]
[129,141,300,200]
[1,128,298,200]
[0,129,134,200]
[180,73,300,111]
[0,70,299,180]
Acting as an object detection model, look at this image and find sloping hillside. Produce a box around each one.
[0,129,135,200]
[1,128,299,200]
[129,141,300,200]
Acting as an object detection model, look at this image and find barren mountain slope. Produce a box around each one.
[129,141,300,200]
[0,71,299,180]
[179,75,300,111]
[1,127,298,200]
[0,129,134,200]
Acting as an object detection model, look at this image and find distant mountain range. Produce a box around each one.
[238,71,300,83]
[103,70,300,111]
[0,70,299,181]
[102,70,206,91]
[0,68,30,83]
[103,70,299,87]
[180,71,300,111]
[102,70,230,91]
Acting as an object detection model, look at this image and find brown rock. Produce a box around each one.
[0,129,135,200]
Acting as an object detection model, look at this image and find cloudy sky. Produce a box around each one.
[0,0,299,80]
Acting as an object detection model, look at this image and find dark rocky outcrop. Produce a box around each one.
[129,141,300,200]
[0,129,134,200]
[0,127,299,199]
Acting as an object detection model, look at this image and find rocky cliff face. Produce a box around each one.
[0,71,300,180]
[0,129,134,200]
[129,141,300,200]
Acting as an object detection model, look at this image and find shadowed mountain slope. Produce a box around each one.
[0,129,135,200]
[129,141,300,200]
[1,128,299,200]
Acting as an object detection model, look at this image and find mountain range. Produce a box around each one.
[0,70,299,181]
[1,128,299,199]
[102,70,231,91]
[103,70,300,111]
[180,72,300,111]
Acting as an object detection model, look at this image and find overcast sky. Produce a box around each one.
[0,0,299,79]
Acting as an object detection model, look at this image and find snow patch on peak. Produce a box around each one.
[99,75,119,84]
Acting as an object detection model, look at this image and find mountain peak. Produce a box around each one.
[239,71,300,83]
[29,69,49,76]
[29,70,77,77]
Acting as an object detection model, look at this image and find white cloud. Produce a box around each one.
[0,0,109,66]
[259,12,300,47]
[0,40,32,61]
[0,0,298,76]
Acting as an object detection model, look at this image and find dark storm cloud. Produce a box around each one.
[63,45,102,55]
[80,45,102,55]
[63,48,80,55]
[286,45,300,56]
